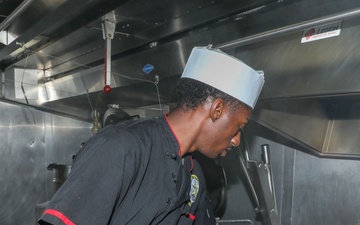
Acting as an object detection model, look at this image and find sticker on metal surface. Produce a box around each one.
[189,174,199,206]
[301,21,342,43]
[143,64,154,74]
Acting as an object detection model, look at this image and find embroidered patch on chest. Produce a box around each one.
[189,174,199,206]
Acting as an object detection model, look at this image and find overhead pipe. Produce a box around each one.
[216,8,360,49]
[0,0,34,31]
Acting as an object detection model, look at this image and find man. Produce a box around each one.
[38,45,264,225]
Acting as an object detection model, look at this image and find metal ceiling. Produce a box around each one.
[1,0,280,119]
[1,0,360,158]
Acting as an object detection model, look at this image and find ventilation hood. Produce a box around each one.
[1,0,360,159]
[220,7,360,159]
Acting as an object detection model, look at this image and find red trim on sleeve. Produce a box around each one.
[164,113,183,156]
[43,209,75,225]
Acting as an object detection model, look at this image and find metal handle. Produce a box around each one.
[261,144,270,164]
[216,219,254,225]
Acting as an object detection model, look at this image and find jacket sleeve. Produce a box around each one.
[38,127,140,225]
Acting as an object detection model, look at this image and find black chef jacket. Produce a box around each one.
[38,114,216,225]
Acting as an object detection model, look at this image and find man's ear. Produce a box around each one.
[210,98,224,122]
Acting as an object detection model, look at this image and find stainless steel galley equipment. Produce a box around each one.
[237,133,279,225]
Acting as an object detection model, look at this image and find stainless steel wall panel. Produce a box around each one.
[0,103,46,225]
[292,151,360,225]
[219,122,360,225]
[43,113,93,198]
[44,114,92,166]
[0,101,92,224]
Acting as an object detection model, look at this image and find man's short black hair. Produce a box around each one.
[174,78,250,113]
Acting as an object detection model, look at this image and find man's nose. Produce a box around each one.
[231,131,241,147]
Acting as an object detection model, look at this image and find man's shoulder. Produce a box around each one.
[113,115,164,134]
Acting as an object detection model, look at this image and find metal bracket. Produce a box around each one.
[237,132,279,225]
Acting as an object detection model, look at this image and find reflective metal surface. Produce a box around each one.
[218,121,360,225]
[1,0,360,157]
[1,0,360,224]
[1,0,276,119]
[0,101,92,224]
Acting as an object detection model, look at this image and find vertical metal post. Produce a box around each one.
[101,12,116,93]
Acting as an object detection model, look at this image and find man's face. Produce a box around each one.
[199,103,252,158]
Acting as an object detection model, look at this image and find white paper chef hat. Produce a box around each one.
[181,45,264,109]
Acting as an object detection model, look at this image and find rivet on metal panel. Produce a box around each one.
[149,42,157,48]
